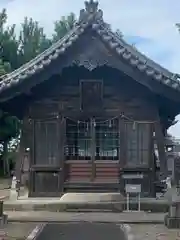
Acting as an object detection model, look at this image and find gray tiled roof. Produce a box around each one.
[0,0,180,94]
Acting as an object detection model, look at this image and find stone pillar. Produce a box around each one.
[164,155,180,228]
[164,168,180,228]
[165,199,180,228]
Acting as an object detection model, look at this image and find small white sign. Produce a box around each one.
[125,184,141,193]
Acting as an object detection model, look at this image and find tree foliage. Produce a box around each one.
[18,17,52,65]
[0,58,20,175]
[0,9,19,70]
[0,8,77,174]
[53,13,76,42]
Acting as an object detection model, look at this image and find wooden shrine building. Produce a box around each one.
[0,0,180,197]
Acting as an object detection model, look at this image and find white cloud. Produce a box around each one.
[1,0,180,137]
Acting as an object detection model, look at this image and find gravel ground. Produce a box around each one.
[2,223,37,240]
[131,224,180,240]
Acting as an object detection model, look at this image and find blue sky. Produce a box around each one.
[1,0,180,137]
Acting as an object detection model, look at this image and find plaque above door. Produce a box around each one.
[80,80,103,111]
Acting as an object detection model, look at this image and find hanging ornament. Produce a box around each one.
[121,113,125,119]
[109,120,112,128]
[93,119,96,127]
[132,121,136,130]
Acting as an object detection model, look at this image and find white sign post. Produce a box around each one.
[125,184,141,212]
[9,176,18,201]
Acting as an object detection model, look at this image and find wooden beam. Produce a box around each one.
[154,121,168,178]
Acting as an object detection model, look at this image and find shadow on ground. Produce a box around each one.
[37,222,126,240]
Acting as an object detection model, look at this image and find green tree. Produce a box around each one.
[18,17,52,66]
[0,9,19,70]
[0,59,10,75]
[52,12,76,42]
[0,60,20,175]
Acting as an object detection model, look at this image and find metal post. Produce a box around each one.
[138,193,141,211]
[126,193,129,211]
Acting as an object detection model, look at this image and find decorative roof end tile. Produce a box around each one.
[109,41,119,49]
[154,72,162,81]
[164,78,171,85]
[85,0,98,14]
[122,52,131,60]
[102,35,112,42]
[146,68,154,76]
[92,23,100,30]
[130,58,139,66]
[137,64,146,71]
[79,1,103,23]
[116,47,125,55]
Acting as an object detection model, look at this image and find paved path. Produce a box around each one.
[130,224,180,240]
[1,212,180,240]
[36,222,127,240]
[29,223,180,240]
[3,222,37,239]
[6,211,165,223]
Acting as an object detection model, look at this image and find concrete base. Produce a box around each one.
[59,193,124,203]
[0,214,8,227]
[9,189,18,201]
[164,214,180,228]
[3,197,169,212]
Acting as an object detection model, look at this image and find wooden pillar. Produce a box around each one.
[154,120,168,178]
[119,117,126,194]
[91,118,96,181]
[149,124,156,197]
[119,118,126,168]
[28,118,34,197]
[15,117,29,183]
[58,115,66,192]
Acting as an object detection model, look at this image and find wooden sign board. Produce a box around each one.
[80,80,103,111]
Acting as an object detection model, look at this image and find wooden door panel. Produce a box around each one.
[29,118,65,197]
[34,120,59,166]
[30,171,60,197]
[124,122,151,167]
